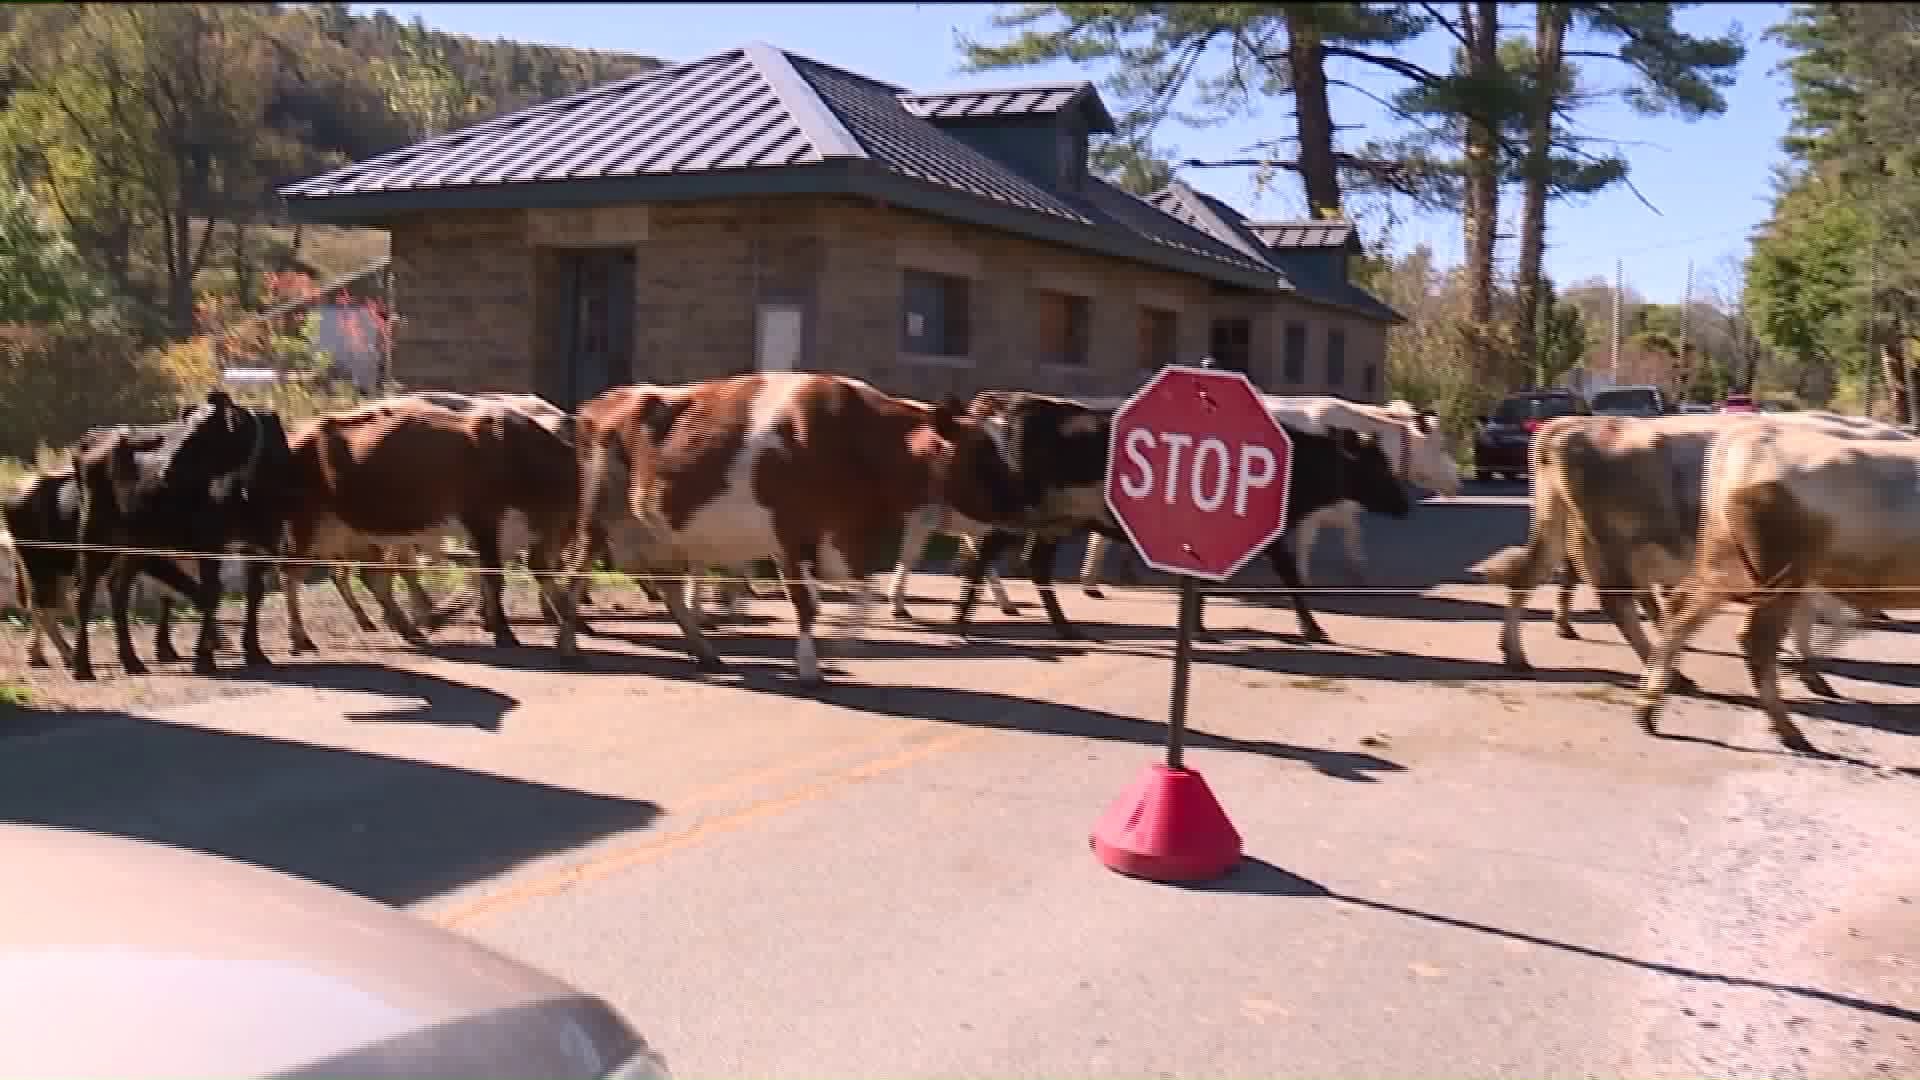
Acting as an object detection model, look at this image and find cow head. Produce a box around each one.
[1335,428,1412,520]
[930,395,1025,521]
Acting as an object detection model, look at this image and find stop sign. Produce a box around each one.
[1105,366,1293,582]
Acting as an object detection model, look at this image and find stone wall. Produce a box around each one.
[383,195,1394,405]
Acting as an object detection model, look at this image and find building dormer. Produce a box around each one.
[1248,220,1365,287]
[899,81,1117,195]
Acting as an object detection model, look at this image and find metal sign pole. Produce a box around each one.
[1167,575,1197,771]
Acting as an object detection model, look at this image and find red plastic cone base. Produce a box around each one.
[1091,764,1243,883]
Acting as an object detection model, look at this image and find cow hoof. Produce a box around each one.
[1633,704,1659,736]
[1777,726,1821,757]
[121,657,149,677]
[243,649,273,669]
[193,657,218,676]
[1801,672,1840,699]
[999,604,1021,616]
[493,633,523,650]
[1671,672,1699,695]
[155,646,182,664]
[290,639,317,655]
[890,605,911,621]
[1083,587,1105,599]
[1501,650,1532,673]
[27,654,48,669]
[72,664,96,682]
[1301,627,1330,645]
[1554,624,1580,641]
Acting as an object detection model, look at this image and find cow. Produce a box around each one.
[39,393,285,680]
[890,390,1107,626]
[1634,422,1920,755]
[1184,424,1413,642]
[554,373,1024,683]
[277,395,580,654]
[942,391,1124,638]
[1263,397,1460,583]
[1480,411,1907,694]
[1075,396,1456,594]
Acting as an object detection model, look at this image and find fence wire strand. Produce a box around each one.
[1,536,1908,598]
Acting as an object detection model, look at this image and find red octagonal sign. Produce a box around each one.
[1105,366,1293,583]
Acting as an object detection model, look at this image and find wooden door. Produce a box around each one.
[559,249,635,410]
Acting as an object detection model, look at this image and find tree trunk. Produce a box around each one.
[1513,4,1567,376]
[1282,10,1342,217]
[1460,0,1502,382]
[1881,334,1910,425]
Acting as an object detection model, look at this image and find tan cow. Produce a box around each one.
[1481,411,1901,690]
[1636,421,1920,754]
[280,396,579,653]
[555,373,1023,682]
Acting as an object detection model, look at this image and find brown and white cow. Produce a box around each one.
[279,395,580,653]
[1636,421,1920,755]
[1481,410,1903,692]
[555,373,1023,682]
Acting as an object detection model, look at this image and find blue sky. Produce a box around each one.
[351,2,1795,305]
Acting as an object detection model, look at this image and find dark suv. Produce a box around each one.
[1473,390,1589,482]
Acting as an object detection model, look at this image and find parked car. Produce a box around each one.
[1719,393,1758,414]
[1472,389,1589,482]
[1678,402,1715,415]
[0,824,670,1080]
[1588,384,1668,417]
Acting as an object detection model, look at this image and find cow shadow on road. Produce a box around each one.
[0,710,662,906]
[739,676,1407,783]
[1194,856,1920,1026]
[211,660,520,730]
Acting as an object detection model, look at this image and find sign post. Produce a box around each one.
[1091,362,1293,883]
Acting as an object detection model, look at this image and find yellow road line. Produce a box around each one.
[429,724,996,930]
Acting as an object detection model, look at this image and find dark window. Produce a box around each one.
[1282,321,1308,384]
[1363,362,1378,395]
[1491,394,1585,423]
[1208,317,1251,374]
[1036,289,1091,366]
[902,269,971,357]
[1326,328,1347,388]
[1138,307,1177,370]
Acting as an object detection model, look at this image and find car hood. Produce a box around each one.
[0,825,652,1080]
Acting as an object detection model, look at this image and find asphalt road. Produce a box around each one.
[3,481,1919,1079]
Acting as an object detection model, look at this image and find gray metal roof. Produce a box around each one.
[280,42,1280,290]
[898,82,1118,133]
[1147,182,1402,324]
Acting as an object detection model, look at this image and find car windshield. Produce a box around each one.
[1491,395,1581,423]
[1590,388,1660,415]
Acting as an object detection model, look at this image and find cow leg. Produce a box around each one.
[465,518,520,649]
[154,592,182,664]
[1291,514,1321,585]
[1785,595,1847,699]
[1337,503,1369,585]
[328,566,382,633]
[1268,537,1329,643]
[1024,534,1078,640]
[1080,533,1107,599]
[954,528,1020,632]
[819,539,878,657]
[1634,581,1724,739]
[283,561,320,654]
[190,558,225,675]
[67,548,116,681]
[981,535,1017,615]
[1739,597,1820,755]
[1553,557,1580,640]
[889,506,939,619]
[107,558,148,676]
[239,560,271,667]
[363,566,429,646]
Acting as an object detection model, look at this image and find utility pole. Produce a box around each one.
[1609,258,1623,384]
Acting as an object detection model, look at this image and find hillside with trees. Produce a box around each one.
[0,3,658,470]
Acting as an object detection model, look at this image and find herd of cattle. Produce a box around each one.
[1,372,1915,759]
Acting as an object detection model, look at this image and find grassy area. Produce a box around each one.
[0,683,30,707]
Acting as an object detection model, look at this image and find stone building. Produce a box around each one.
[281,42,1401,409]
